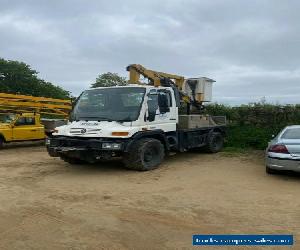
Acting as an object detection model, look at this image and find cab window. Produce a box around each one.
[147,94,159,116]
[15,117,35,126]
[159,90,172,107]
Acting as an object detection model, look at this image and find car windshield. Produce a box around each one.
[71,87,145,122]
[281,128,300,139]
[0,114,16,123]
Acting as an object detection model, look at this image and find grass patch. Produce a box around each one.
[223,147,250,154]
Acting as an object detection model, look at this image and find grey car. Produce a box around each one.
[266,125,300,174]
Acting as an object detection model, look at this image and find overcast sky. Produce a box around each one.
[1,0,299,104]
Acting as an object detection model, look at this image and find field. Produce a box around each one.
[0,144,299,250]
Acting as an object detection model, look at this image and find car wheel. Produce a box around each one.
[266,165,280,175]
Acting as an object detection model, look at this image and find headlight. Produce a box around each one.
[102,143,121,150]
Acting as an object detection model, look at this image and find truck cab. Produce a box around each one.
[51,85,177,136]
[47,85,226,170]
[0,113,45,147]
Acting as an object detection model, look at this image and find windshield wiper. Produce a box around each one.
[78,116,113,122]
[117,120,132,122]
[116,117,133,122]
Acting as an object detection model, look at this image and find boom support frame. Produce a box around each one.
[0,92,72,118]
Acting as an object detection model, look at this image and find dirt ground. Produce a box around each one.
[0,144,299,250]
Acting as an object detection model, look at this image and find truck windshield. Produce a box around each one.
[0,114,16,123]
[71,87,146,122]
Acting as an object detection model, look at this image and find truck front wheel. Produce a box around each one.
[123,138,165,171]
[206,132,224,153]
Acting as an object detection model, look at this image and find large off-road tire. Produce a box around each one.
[123,138,165,171]
[206,132,224,153]
[60,155,85,165]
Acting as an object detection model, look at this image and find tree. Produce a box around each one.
[91,72,127,88]
[0,58,70,99]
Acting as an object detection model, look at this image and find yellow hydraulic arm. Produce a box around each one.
[127,64,185,89]
[127,64,191,104]
[0,92,72,118]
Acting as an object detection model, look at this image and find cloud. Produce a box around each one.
[0,0,299,104]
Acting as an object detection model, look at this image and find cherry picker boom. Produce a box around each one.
[126,64,215,112]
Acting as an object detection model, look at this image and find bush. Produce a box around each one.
[205,103,300,150]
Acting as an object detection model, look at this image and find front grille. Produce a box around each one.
[58,139,85,147]
[50,137,97,147]
[69,128,101,136]
[50,136,127,151]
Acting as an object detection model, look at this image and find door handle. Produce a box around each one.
[30,129,37,132]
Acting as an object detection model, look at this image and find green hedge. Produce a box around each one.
[205,103,300,150]
[225,125,275,149]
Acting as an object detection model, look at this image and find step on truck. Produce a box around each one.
[46,64,226,171]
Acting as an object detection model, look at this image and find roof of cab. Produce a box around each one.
[90,84,169,90]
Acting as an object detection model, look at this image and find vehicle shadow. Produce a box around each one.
[270,170,300,180]
[2,141,44,150]
[63,159,131,174]
[61,151,209,175]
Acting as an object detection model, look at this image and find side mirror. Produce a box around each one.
[158,94,170,114]
[71,97,79,108]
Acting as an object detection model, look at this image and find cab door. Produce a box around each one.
[145,89,177,132]
[12,116,44,141]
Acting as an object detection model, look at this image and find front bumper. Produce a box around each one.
[46,136,128,157]
[266,153,300,172]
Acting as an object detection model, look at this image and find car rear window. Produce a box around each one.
[281,128,300,139]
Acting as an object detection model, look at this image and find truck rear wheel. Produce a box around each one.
[0,138,3,149]
[60,155,85,165]
[123,138,165,171]
[206,132,224,153]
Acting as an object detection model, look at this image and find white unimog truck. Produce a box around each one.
[46,64,226,171]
